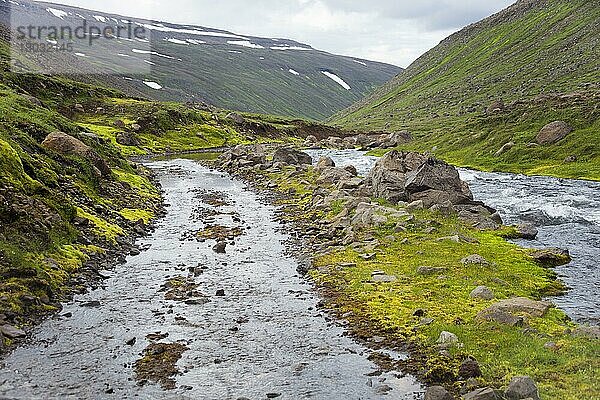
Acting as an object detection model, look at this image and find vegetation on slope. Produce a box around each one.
[331,0,600,180]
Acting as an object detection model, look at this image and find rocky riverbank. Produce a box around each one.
[211,144,600,400]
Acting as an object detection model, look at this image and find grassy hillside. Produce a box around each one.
[331,0,600,180]
[1,0,401,120]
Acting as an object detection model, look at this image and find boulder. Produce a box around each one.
[505,376,540,400]
[437,331,459,346]
[351,203,408,228]
[218,144,267,168]
[316,157,335,170]
[21,94,43,107]
[470,286,494,301]
[476,310,525,327]
[272,148,312,165]
[317,167,355,186]
[480,297,552,318]
[530,248,571,267]
[462,255,490,266]
[459,359,482,379]
[116,132,140,147]
[425,386,454,400]
[514,224,538,240]
[404,158,473,207]
[455,204,502,230]
[0,324,26,339]
[365,151,428,203]
[113,119,126,129]
[463,387,498,400]
[379,131,413,148]
[42,132,111,177]
[536,121,573,145]
[572,325,600,340]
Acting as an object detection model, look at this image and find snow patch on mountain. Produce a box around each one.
[321,71,351,90]
[46,7,67,19]
[143,81,162,90]
[228,40,264,49]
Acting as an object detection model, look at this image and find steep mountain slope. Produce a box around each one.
[331,0,600,179]
[0,0,401,120]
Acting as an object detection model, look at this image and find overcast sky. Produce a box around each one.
[49,0,515,67]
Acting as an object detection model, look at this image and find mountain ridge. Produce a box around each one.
[1,0,402,120]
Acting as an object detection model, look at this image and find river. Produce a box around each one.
[306,149,600,325]
[0,159,423,400]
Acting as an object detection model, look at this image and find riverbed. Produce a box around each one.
[0,159,423,399]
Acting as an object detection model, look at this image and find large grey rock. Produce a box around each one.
[572,325,600,340]
[514,224,538,240]
[316,157,335,170]
[462,255,491,266]
[530,248,571,267]
[437,331,459,345]
[0,324,26,339]
[365,151,427,203]
[404,158,473,207]
[272,148,312,165]
[505,376,540,400]
[317,167,355,186]
[476,310,525,327]
[425,386,454,400]
[536,121,573,145]
[351,203,408,228]
[463,387,498,400]
[481,298,552,318]
[226,112,245,124]
[470,286,494,301]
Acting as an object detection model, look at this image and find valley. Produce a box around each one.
[0,0,598,399]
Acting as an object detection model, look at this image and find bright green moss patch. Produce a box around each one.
[119,208,154,224]
[76,207,124,243]
[0,138,37,190]
[113,169,160,199]
[311,209,599,399]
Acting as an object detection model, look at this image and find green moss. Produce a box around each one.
[76,207,124,243]
[113,169,160,199]
[310,209,598,399]
[119,208,154,224]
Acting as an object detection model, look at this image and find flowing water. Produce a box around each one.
[0,159,423,400]
[307,149,600,325]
